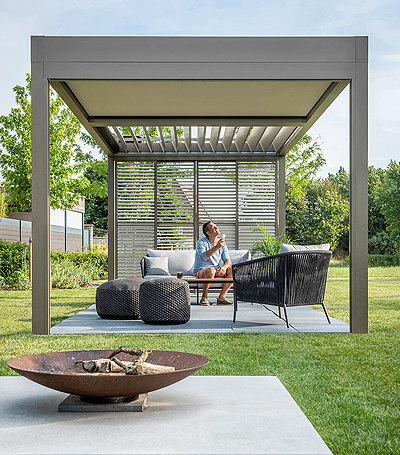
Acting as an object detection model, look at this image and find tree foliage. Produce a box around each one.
[286,179,349,251]
[0,74,91,212]
[379,160,400,244]
[285,135,326,198]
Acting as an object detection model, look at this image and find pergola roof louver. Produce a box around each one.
[51,78,347,160]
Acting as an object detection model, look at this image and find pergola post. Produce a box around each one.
[108,156,117,280]
[31,60,51,335]
[349,38,369,333]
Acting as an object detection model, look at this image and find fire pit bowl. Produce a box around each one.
[7,350,209,400]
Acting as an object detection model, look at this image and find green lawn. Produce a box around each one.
[0,267,399,455]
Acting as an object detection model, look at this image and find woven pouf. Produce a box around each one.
[139,278,191,325]
[96,278,145,320]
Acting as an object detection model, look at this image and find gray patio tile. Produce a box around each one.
[0,376,332,454]
[51,301,349,334]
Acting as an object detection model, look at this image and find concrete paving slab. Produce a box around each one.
[0,376,332,455]
[51,302,349,335]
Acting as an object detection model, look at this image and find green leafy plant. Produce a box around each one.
[251,224,296,257]
[50,258,95,289]
[50,251,108,279]
[0,240,29,281]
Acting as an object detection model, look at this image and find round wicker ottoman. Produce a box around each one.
[96,278,145,320]
[139,278,191,325]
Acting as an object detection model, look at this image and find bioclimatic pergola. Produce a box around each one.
[31,36,368,334]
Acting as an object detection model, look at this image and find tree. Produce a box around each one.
[0,74,91,212]
[286,179,349,251]
[83,153,108,229]
[285,135,326,199]
[379,160,400,247]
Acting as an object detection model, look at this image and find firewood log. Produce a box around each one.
[79,358,174,374]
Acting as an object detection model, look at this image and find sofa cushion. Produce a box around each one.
[144,275,195,280]
[144,256,170,276]
[278,243,330,254]
[229,249,252,264]
[147,249,196,275]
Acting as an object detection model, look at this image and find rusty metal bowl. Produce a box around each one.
[7,350,209,400]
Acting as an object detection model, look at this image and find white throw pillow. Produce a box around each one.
[229,250,252,264]
[144,256,170,276]
[278,243,330,254]
[147,249,195,275]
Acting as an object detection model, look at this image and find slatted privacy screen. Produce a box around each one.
[198,162,237,251]
[117,163,155,277]
[156,162,194,251]
[117,161,277,277]
[238,162,277,252]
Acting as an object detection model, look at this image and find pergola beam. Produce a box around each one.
[89,116,307,127]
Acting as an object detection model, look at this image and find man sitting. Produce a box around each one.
[193,221,233,306]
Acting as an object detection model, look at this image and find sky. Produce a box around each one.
[0,0,399,177]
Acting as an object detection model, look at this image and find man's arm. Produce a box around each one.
[205,238,225,258]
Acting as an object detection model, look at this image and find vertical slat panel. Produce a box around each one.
[117,162,154,277]
[198,162,237,249]
[156,162,194,250]
[238,162,277,253]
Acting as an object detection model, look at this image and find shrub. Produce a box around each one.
[368,231,399,255]
[368,253,400,267]
[50,259,95,289]
[0,239,29,280]
[50,251,107,279]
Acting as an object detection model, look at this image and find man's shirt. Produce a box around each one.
[193,237,231,274]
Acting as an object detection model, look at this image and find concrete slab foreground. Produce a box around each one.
[0,376,332,454]
[51,301,349,334]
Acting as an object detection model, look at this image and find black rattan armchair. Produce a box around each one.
[232,250,332,327]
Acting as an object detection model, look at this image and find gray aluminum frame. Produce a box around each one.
[31,36,368,334]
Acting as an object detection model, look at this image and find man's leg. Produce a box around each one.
[200,267,216,299]
[216,266,233,300]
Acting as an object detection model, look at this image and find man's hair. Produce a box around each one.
[203,221,212,238]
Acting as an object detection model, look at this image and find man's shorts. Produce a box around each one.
[194,267,227,278]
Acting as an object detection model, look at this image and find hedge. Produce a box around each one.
[50,251,108,277]
[368,253,400,267]
[0,240,29,279]
[0,240,108,284]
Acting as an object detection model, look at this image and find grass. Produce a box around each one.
[0,266,399,455]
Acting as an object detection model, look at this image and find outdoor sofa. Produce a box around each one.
[140,248,251,280]
[140,249,251,301]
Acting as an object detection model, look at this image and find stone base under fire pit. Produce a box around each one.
[58,393,148,412]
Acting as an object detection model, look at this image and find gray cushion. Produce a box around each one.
[278,243,330,254]
[98,277,144,291]
[147,249,195,275]
[144,275,195,280]
[144,256,170,276]
[229,249,252,264]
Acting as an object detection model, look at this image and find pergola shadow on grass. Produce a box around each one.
[31,36,368,334]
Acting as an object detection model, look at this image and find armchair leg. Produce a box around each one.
[278,307,281,319]
[321,303,331,324]
[283,303,289,328]
[233,292,238,323]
